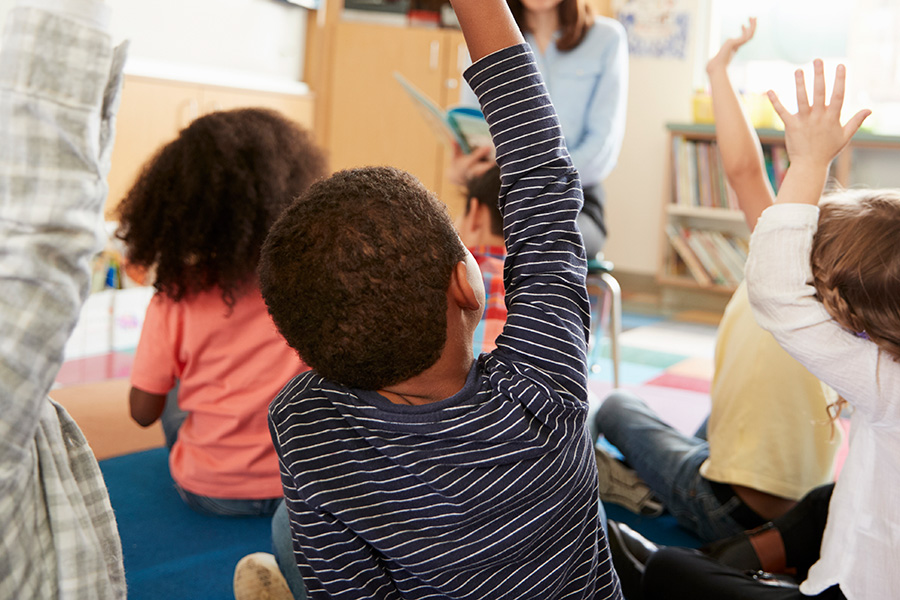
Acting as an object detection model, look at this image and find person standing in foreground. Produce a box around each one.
[254,0,622,596]
[0,0,127,597]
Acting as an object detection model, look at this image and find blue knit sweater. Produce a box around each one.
[269,44,622,600]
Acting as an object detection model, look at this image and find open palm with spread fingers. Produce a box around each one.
[768,59,870,171]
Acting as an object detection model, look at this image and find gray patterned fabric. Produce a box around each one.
[0,3,128,598]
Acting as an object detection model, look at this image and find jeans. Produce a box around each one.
[161,385,281,517]
[175,485,282,517]
[272,500,308,600]
[595,390,759,543]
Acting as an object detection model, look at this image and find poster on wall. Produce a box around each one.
[615,0,690,60]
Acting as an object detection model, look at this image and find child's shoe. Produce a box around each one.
[234,552,293,600]
[594,447,664,516]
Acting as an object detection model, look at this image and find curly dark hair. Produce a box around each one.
[259,166,468,390]
[115,108,327,307]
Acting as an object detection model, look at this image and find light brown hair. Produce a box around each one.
[507,0,594,52]
[811,189,900,363]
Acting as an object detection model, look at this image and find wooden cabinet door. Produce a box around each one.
[106,77,202,216]
[327,21,447,192]
[200,87,315,129]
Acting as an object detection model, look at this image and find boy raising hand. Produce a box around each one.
[258,0,622,597]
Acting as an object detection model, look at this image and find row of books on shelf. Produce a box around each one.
[665,224,748,287]
[671,136,788,210]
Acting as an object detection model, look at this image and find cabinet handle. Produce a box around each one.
[446,79,458,90]
[430,40,440,71]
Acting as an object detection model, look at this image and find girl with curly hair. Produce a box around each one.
[117,108,327,516]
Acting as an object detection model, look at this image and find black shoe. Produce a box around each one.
[607,520,659,600]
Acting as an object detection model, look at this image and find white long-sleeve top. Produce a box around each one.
[745,203,900,600]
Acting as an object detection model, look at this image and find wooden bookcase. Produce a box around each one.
[658,123,900,294]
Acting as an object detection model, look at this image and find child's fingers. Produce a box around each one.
[812,59,826,108]
[794,69,810,114]
[767,90,791,124]
[843,109,872,142]
[829,64,847,114]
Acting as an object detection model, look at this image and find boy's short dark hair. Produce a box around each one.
[259,166,468,390]
[465,164,503,237]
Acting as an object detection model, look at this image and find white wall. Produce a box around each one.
[0,0,308,82]
[604,0,705,276]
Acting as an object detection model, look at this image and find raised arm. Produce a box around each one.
[456,0,590,404]
[745,63,886,417]
[767,60,869,207]
[0,2,125,470]
[451,0,524,62]
[707,18,773,232]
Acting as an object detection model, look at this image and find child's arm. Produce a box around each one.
[744,64,895,420]
[451,0,524,63]
[129,388,167,427]
[459,0,593,408]
[707,18,774,232]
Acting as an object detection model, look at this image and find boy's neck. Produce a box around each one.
[379,353,475,405]
[379,266,482,405]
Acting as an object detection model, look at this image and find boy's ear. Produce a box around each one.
[449,260,481,311]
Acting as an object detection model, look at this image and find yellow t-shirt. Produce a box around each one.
[699,282,841,500]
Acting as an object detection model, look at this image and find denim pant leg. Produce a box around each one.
[272,500,307,600]
[595,390,747,542]
[174,485,282,517]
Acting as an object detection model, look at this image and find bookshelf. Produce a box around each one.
[659,123,900,294]
[660,123,802,294]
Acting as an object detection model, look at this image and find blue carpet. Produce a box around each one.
[100,448,273,600]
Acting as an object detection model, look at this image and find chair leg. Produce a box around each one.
[600,272,621,389]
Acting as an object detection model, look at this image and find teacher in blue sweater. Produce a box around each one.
[456,0,628,257]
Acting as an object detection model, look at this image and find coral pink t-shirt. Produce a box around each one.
[130,288,305,499]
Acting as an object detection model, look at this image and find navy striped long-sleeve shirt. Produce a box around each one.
[269,44,622,600]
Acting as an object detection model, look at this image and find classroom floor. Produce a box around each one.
[48,290,853,599]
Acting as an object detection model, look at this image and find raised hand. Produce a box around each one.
[707,17,756,75]
[768,60,870,171]
[768,61,871,206]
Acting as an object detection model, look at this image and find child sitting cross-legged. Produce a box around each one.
[118,108,327,516]
[243,0,623,597]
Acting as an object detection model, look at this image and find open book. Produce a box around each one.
[394,72,491,154]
